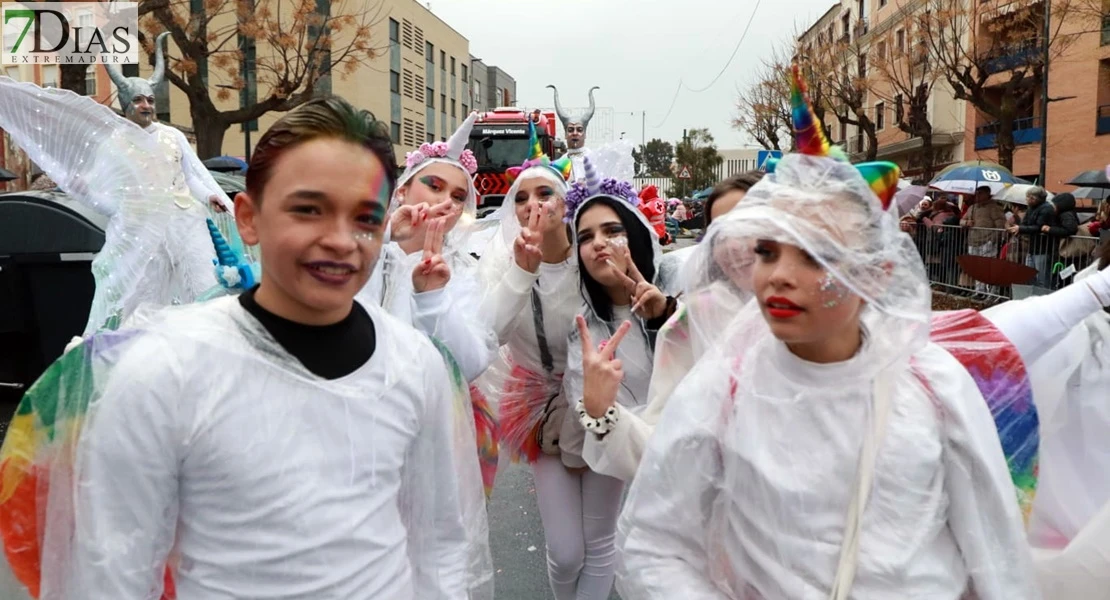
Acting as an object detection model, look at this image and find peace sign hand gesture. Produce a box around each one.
[412,218,452,292]
[390,202,430,242]
[610,246,668,320]
[578,315,632,419]
[513,203,544,273]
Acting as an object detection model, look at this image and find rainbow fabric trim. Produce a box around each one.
[929,309,1039,524]
[0,332,177,599]
[505,120,573,185]
[428,338,499,499]
[764,64,901,212]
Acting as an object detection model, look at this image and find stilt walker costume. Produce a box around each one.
[0,34,233,336]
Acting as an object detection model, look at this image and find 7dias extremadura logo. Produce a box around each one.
[2,2,138,65]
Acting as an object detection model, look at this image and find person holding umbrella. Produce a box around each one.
[961,185,1007,297]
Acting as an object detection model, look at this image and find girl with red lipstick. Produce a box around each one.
[615,69,1039,599]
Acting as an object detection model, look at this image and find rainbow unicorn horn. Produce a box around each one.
[771,63,901,211]
[505,118,573,184]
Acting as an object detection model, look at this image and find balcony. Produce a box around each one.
[974,116,1042,149]
[1102,13,1110,46]
[982,42,1040,74]
[1097,104,1110,135]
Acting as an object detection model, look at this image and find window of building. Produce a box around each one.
[390,70,400,94]
[473,80,481,104]
[896,29,905,52]
[875,102,885,130]
[85,65,97,96]
[427,87,434,107]
[42,65,58,87]
[880,0,887,6]
[876,41,886,61]
[857,53,866,78]
[77,10,94,27]
[391,121,401,141]
[441,93,446,110]
[451,99,456,118]
[839,120,847,142]
[389,19,399,44]
[461,64,468,82]
[450,57,456,75]
[440,50,446,70]
[842,14,850,40]
[462,103,468,116]
[894,93,904,123]
[427,132,435,144]
[426,41,433,60]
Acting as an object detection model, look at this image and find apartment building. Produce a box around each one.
[469,57,517,113]
[158,0,512,166]
[966,0,1110,191]
[797,0,967,180]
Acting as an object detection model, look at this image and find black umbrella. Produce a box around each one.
[1066,169,1110,189]
[203,156,248,173]
[0,167,17,181]
[1071,186,1110,201]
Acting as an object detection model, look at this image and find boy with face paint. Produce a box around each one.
[0,98,471,599]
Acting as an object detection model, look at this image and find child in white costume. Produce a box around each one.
[0,98,471,599]
[615,68,1038,599]
[357,112,496,384]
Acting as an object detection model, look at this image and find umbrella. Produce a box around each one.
[1071,186,1110,201]
[203,156,248,173]
[893,184,928,216]
[956,255,1037,287]
[1066,169,1110,189]
[0,167,17,181]
[993,183,1053,206]
[929,160,1021,195]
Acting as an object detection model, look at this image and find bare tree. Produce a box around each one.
[869,4,945,180]
[801,32,879,161]
[136,0,384,157]
[918,0,1086,170]
[733,64,792,151]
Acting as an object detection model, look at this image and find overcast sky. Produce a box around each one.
[428,0,837,150]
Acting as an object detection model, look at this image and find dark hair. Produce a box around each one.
[246,96,397,202]
[574,196,657,322]
[705,170,764,227]
[976,185,991,194]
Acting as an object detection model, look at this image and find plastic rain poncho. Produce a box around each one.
[615,153,1039,600]
[0,77,233,335]
[0,297,471,599]
[562,189,664,472]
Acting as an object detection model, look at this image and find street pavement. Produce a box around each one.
[488,459,623,600]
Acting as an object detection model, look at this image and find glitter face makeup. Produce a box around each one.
[607,236,629,249]
[819,272,850,308]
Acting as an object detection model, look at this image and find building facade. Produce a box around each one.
[161,0,512,166]
[796,0,967,181]
[469,57,489,113]
[486,66,516,108]
[964,0,1110,194]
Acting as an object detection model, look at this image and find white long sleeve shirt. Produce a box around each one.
[69,298,469,600]
[361,244,496,383]
[617,336,1039,600]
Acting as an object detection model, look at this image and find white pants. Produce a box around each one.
[532,454,624,600]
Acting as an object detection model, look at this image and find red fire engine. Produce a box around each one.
[466,108,557,216]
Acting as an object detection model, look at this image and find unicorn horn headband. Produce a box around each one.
[764,64,901,211]
[505,119,573,184]
[564,155,640,223]
[404,111,479,174]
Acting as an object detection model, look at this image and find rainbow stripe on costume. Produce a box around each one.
[930,309,1039,524]
[0,332,177,599]
[428,338,499,499]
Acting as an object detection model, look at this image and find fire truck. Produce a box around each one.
[466,108,558,216]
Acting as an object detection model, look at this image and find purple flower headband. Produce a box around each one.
[404,141,478,175]
[564,177,640,223]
